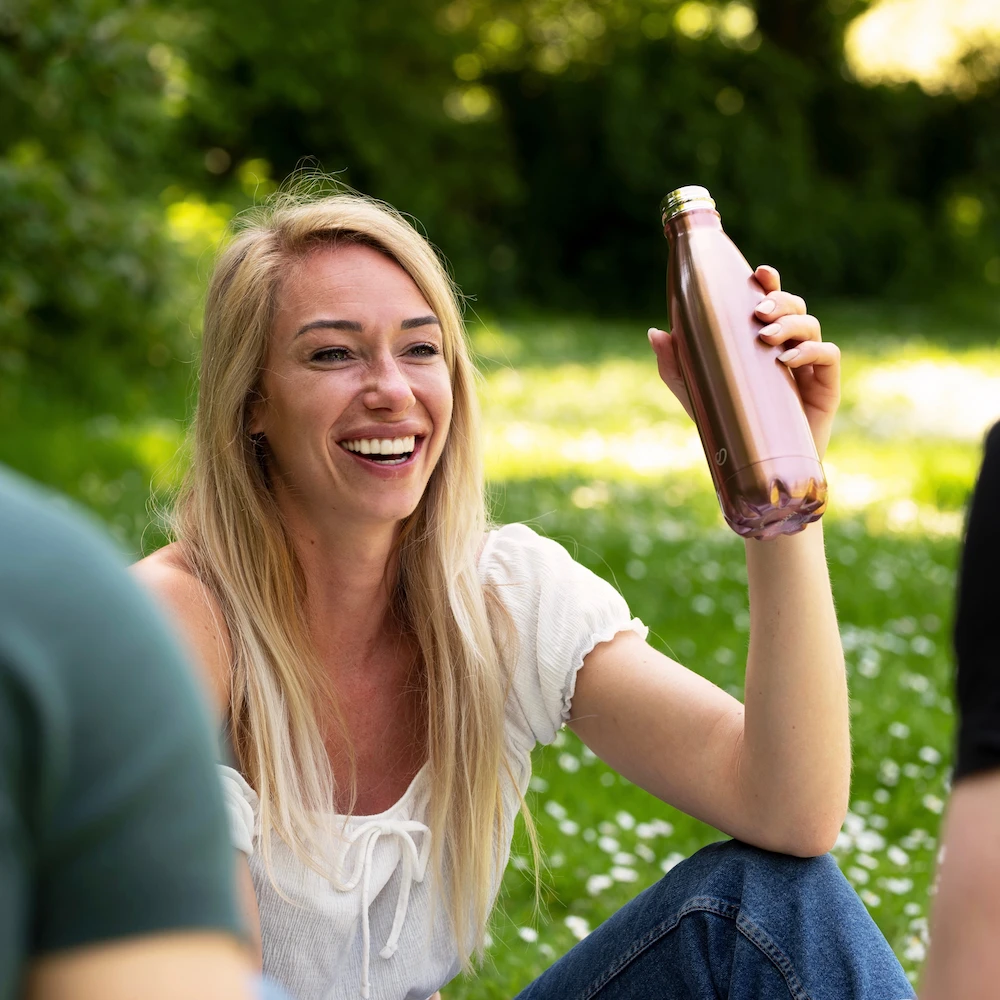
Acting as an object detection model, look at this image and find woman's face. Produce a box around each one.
[251,243,454,529]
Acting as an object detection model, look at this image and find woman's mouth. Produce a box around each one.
[339,434,418,467]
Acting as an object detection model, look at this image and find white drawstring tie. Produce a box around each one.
[333,814,432,999]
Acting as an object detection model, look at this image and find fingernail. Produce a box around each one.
[756,300,775,315]
[647,327,659,343]
[778,348,800,362]
[758,323,781,339]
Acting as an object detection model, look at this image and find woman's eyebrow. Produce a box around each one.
[295,318,363,337]
[400,315,440,330]
[294,315,439,337]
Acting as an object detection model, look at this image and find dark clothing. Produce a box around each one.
[0,468,240,1000]
[954,421,1000,781]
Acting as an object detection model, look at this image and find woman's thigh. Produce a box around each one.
[514,840,914,1000]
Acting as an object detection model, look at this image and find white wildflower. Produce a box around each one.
[610,866,639,883]
[615,811,636,830]
[887,846,910,866]
[586,874,613,895]
[660,852,685,873]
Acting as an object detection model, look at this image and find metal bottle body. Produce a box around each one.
[663,197,827,540]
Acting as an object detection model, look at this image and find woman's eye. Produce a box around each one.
[408,343,440,358]
[312,347,350,363]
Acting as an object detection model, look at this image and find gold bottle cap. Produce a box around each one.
[660,185,717,226]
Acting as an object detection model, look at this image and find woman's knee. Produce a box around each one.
[652,838,850,916]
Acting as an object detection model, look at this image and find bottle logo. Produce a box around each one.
[715,448,728,466]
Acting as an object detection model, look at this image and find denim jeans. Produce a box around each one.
[514,840,914,1000]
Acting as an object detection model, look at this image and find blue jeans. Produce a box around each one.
[515,840,914,1000]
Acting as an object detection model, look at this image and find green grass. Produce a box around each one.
[3,301,998,995]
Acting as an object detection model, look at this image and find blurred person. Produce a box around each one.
[133,186,913,1000]
[919,420,1000,1000]
[0,466,283,1000]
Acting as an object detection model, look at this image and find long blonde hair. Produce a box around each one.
[173,185,535,964]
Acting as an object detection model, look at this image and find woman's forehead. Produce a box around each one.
[275,243,434,334]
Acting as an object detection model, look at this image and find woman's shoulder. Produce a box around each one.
[479,522,577,579]
[131,543,233,718]
[480,522,638,631]
[131,542,214,613]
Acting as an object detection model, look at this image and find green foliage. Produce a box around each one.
[3,0,999,405]
[170,0,523,296]
[164,0,1000,313]
[0,0,199,394]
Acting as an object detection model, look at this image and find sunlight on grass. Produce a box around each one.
[478,336,1000,538]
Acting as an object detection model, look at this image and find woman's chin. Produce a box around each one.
[351,495,424,527]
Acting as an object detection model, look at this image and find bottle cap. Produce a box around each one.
[660,186,716,226]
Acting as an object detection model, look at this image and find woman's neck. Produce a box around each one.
[278,496,405,672]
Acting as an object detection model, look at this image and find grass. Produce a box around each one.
[3,301,998,995]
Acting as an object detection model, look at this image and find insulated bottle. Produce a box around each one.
[660,185,827,540]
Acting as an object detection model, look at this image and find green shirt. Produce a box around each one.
[0,468,240,999]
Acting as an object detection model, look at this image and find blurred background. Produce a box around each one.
[2,0,999,994]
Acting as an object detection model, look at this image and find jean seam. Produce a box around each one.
[578,895,811,1000]
[733,907,812,1000]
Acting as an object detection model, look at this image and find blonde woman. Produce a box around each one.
[133,189,912,1000]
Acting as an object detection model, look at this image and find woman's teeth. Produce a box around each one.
[341,435,416,463]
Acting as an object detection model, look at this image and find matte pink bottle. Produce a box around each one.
[661,185,827,540]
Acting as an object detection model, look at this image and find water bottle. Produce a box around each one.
[660,185,827,540]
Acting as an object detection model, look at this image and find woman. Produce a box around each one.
[134,188,912,1000]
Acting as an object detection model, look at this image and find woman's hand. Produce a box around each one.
[647,264,841,460]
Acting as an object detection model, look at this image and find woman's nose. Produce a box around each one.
[362,356,416,412]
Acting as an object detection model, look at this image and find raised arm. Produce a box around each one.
[569,267,848,857]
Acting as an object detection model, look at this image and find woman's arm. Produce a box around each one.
[738,519,849,852]
[570,267,848,856]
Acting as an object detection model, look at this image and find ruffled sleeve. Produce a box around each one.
[480,523,648,749]
[218,765,258,856]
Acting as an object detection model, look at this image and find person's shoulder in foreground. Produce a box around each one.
[952,418,1000,778]
[920,420,1000,1000]
[0,466,253,1000]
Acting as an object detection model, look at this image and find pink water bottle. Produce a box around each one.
[661,185,827,540]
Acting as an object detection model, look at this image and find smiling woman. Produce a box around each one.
[131,184,914,1000]
[247,243,453,525]
[133,192,521,999]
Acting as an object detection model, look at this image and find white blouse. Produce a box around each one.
[220,523,647,1000]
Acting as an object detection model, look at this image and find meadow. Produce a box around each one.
[4,302,998,996]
